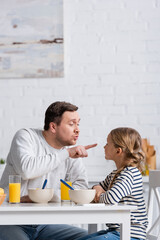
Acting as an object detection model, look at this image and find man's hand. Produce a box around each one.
[93,185,105,203]
[67,144,97,158]
[21,195,33,203]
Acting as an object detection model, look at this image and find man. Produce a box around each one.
[0,101,97,240]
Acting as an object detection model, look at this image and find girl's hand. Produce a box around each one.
[21,195,33,203]
[93,185,105,203]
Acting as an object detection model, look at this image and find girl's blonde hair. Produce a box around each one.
[108,127,144,189]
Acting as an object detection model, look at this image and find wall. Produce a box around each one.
[0,0,160,180]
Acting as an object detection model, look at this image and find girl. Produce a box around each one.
[79,127,148,240]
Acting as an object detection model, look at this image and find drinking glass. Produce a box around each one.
[9,175,21,203]
[61,172,72,201]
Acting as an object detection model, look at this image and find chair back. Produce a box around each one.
[147,170,160,240]
[149,170,160,188]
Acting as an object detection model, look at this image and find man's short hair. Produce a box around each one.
[44,101,78,130]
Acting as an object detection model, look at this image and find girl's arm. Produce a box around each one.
[93,185,105,203]
[92,173,113,202]
[99,169,134,204]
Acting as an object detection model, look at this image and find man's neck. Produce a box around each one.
[42,130,62,149]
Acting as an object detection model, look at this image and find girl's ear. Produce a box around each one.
[49,122,57,133]
[116,147,122,155]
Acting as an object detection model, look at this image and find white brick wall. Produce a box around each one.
[0,0,160,180]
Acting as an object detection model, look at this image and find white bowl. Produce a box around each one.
[28,188,54,203]
[69,189,96,204]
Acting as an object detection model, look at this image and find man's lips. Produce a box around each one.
[73,135,79,140]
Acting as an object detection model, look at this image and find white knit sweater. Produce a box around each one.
[0,128,88,202]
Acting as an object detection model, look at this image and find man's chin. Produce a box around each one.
[71,140,77,145]
[67,140,77,146]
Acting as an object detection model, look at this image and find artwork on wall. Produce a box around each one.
[0,0,63,78]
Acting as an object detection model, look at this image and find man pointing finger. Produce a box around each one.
[67,144,97,158]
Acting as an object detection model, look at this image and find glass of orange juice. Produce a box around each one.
[61,173,72,201]
[61,181,72,201]
[9,175,21,203]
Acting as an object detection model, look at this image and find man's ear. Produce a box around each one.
[49,122,57,133]
[116,147,122,155]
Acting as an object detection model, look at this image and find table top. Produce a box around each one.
[0,202,137,212]
[0,201,136,240]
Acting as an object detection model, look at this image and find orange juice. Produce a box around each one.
[61,181,72,201]
[9,183,21,203]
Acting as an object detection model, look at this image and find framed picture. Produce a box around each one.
[0,0,63,78]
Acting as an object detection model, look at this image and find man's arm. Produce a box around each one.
[9,129,69,180]
[10,129,97,181]
[68,158,89,189]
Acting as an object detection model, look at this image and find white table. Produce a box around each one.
[0,202,136,240]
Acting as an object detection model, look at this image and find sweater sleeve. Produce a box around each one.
[99,169,134,204]
[66,158,88,189]
[99,172,113,190]
[8,129,69,180]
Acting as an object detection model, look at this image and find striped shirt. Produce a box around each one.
[99,167,148,240]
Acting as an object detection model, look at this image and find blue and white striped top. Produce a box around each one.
[99,167,148,240]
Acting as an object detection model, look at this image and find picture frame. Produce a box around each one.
[0,0,63,78]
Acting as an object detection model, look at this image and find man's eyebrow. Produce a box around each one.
[68,118,80,122]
